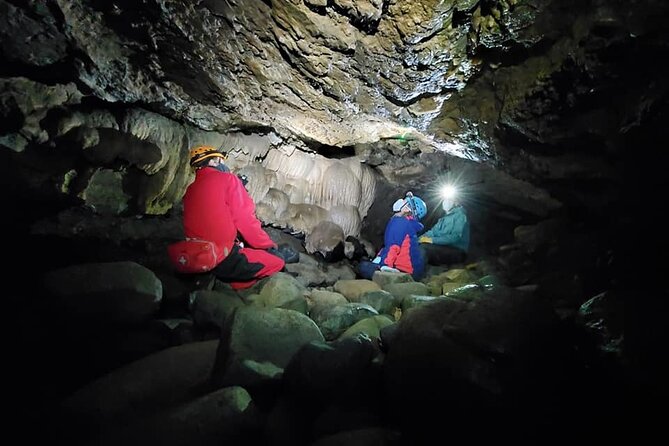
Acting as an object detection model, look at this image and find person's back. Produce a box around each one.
[183,167,239,255]
[179,145,284,289]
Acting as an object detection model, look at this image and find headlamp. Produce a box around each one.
[440,184,457,200]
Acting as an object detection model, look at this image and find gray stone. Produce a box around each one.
[43,261,162,325]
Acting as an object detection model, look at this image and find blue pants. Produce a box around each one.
[357,260,381,279]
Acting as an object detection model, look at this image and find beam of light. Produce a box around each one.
[422,174,469,222]
[440,184,457,200]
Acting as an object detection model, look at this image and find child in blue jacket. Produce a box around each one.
[359,193,427,281]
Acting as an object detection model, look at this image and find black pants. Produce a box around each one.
[421,244,466,266]
[212,244,265,282]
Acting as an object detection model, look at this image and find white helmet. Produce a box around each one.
[392,198,406,212]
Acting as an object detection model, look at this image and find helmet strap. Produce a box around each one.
[211,161,230,173]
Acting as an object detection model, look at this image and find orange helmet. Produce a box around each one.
[189,145,226,167]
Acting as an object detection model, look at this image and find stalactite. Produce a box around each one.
[344,157,377,218]
[328,204,362,237]
[316,161,361,208]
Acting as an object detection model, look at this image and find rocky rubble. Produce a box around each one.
[23,225,626,445]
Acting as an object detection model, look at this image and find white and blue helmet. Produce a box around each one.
[394,192,427,220]
[407,195,427,220]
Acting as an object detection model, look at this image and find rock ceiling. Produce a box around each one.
[1,0,668,247]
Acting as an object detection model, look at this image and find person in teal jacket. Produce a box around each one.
[419,197,469,265]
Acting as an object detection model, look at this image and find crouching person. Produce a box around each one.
[182,145,284,289]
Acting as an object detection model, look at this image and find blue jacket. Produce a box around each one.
[422,205,470,252]
[378,215,425,280]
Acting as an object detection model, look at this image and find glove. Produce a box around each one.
[277,243,300,264]
[380,265,400,273]
[419,236,432,244]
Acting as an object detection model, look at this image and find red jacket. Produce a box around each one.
[182,167,275,256]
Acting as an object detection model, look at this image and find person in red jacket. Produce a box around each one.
[182,145,285,289]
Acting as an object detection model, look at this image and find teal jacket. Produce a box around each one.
[422,205,470,252]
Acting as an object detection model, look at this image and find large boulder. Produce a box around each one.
[43,261,162,325]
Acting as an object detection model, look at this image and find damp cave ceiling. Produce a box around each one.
[3,0,552,157]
